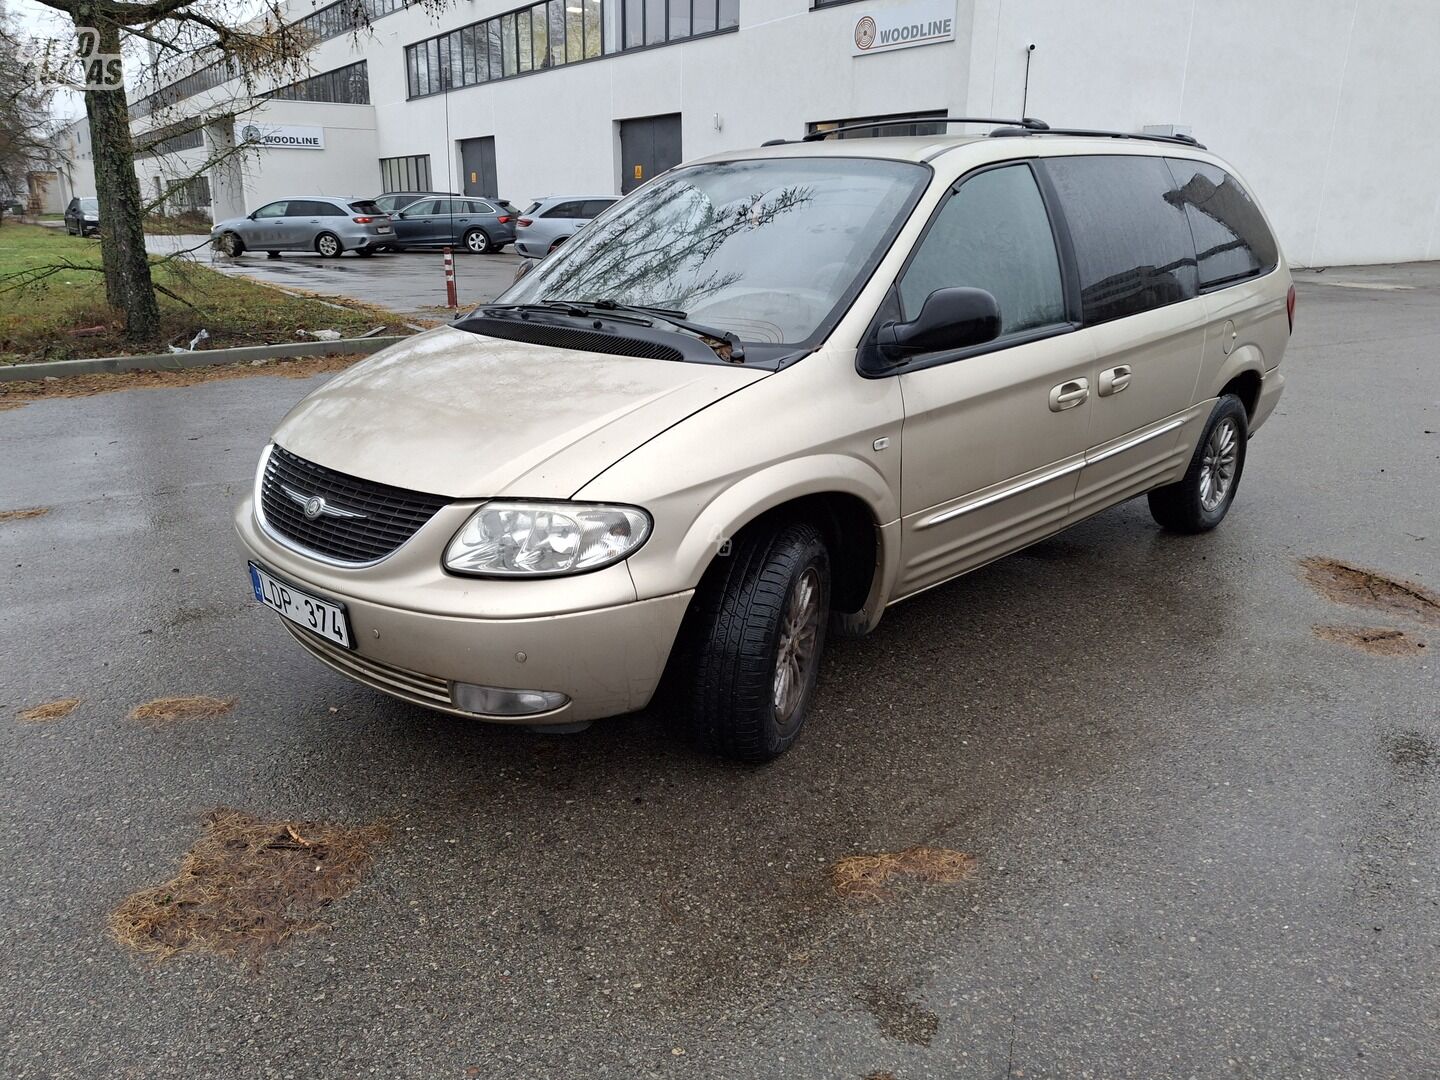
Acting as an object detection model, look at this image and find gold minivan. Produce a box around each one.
[237,118,1293,760]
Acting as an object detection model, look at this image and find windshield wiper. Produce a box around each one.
[555,298,747,363]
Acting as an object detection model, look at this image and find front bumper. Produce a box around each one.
[235,496,692,723]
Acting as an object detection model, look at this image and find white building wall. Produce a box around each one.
[966,0,1440,266]
[127,0,1440,264]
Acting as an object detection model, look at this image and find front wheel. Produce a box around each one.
[315,232,342,258]
[684,521,831,762]
[464,228,492,254]
[1148,394,1249,533]
[219,231,244,257]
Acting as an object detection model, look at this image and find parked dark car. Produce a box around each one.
[388,197,516,254]
[64,197,100,236]
[372,190,460,215]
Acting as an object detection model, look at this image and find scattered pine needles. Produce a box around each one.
[831,846,977,902]
[18,697,80,722]
[129,695,235,726]
[110,807,389,964]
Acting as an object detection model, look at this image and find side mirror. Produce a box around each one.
[513,258,540,283]
[879,287,1001,360]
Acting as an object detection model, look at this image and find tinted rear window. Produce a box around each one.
[349,201,383,215]
[1164,159,1278,289]
[1043,155,1198,325]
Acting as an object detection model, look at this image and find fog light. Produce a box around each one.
[450,682,569,717]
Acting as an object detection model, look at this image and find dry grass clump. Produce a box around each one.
[1299,557,1440,627]
[1314,625,1427,657]
[831,846,977,902]
[128,695,235,726]
[0,506,50,522]
[18,697,80,722]
[110,807,389,964]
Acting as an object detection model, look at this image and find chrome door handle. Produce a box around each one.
[1049,378,1090,412]
[1099,366,1132,396]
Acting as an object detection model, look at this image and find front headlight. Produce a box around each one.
[443,501,651,577]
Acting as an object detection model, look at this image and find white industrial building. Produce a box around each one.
[75,0,1440,266]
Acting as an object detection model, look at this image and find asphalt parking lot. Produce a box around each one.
[2,269,1437,1078]
[144,233,524,320]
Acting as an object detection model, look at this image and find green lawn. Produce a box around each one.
[0,224,396,364]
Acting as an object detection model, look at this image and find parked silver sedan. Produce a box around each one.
[513,195,618,257]
[210,196,393,258]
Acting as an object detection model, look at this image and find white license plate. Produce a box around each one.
[376,225,392,233]
[249,562,352,648]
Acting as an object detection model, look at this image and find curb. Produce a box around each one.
[0,334,412,383]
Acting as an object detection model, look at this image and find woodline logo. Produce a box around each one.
[851,2,958,56]
[75,27,123,89]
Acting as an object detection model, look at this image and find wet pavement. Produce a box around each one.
[2,266,1438,1078]
[145,233,524,321]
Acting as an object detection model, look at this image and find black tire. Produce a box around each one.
[389,245,407,253]
[356,248,375,258]
[266,250,280,259]
[220,231,244,257]
[315,232,342,258]
[463,228,492,255]
[1148,394,1249,533]
[683,521,831,762]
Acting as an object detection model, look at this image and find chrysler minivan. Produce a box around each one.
[236,118,1292,761]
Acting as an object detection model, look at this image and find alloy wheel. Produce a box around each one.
[773,567,822,725]
[1199,417,1239,512]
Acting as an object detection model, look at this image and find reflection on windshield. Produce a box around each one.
[501,158,928,344]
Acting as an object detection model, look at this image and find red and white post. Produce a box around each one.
[443,246,458,310]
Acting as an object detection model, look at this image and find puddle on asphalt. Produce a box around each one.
[111,807,389,964]
[128,695,235,727]
[1383,730,1437,773]
[858,985,940,1046]
[16,697,80,723]
[1313,625,1428,657]
[1299,557,1440,627]
[831,846,977,902]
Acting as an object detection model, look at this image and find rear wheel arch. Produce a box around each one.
[1218,368,1263,421]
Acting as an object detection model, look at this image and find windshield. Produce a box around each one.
[500,157,929,345]
[79,199,99,211]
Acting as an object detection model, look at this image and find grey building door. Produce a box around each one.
[460,137,497,198]
[619,114,682,194]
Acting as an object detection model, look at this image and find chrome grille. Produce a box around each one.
[284,623,452,708]
[260,444,450,564]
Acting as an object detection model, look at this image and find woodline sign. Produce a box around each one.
[850,0,957,56]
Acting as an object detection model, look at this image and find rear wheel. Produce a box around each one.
[683,521,831,762]
[356,248,375,258]
[1148,394,1248,533]
[464,228,492,255]
[315,232,342,258]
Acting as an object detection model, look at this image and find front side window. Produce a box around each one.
[1043,154,1199,325]
[502,156,930,346]
[403,200,438,216]
[1164,158,1278,290]
[899,163,1066,336]
[253,201,289,218]
[581,199,616,217]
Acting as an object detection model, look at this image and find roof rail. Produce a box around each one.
[793,115,1051,143]
[989,126,1207,149]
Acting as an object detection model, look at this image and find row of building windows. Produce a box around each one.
[131,59,237,119]
[263,60,370,103]
[135,123,206,158]
[295,0,410,44]
[379,154,433,192]
[620,0,738,49]
[404,0,737,99]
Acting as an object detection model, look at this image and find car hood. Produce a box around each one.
[271,326,768,499]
